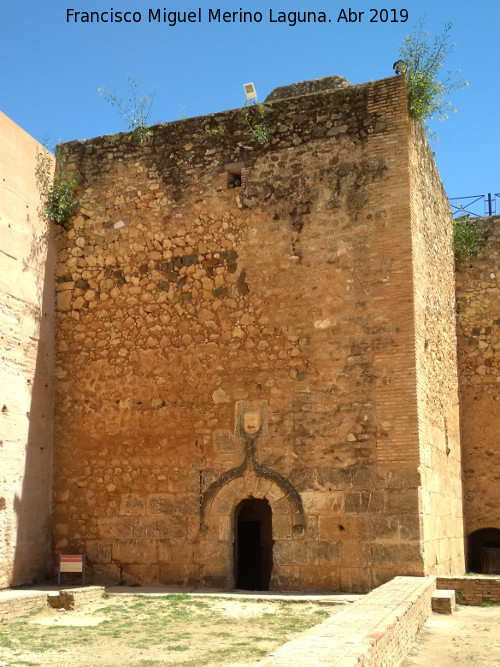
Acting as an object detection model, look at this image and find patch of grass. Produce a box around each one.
[0,632,13,647]
[479,600,500,607]
[0,593,343,665]
[185,599,210,609]
[103,630,122,638]
[255,648,269,657]
[21,606,45,619]
[206,646,235,658]
[165,633,191,642]
[131,601,147,610]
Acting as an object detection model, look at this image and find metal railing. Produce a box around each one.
[448,193,500,218]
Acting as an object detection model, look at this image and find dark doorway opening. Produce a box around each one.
[467,528,500,574]
[234,498,273,590]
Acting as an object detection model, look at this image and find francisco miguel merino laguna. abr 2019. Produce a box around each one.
[65,8,330,26]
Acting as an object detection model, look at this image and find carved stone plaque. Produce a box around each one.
[243,411,260,434]
[235,401,268,436]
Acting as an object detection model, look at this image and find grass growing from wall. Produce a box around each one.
[35,142,79,227]
[453,217,484,261]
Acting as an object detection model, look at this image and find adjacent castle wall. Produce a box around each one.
[408,124,464,575]
[0,112,55,588]
[455,216,500,550]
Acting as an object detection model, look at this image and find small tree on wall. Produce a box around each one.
[397,21,467,139]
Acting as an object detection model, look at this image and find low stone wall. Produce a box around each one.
[437,575,500,605]
[258,576,435,666]
[0,586,105,621]
[52,586,105,610]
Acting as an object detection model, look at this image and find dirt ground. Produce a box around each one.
[2,593,499,666]
[402,605,500,667]
[0,593,345,666]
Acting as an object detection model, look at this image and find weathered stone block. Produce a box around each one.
[121,494,146,516]
[98,518,136,540]
[121,563,160,586]
[112,539,158,563]
[86,541,112,564]
[341,541,371,567]
[345,491,384,514]
[196,540,230,566]
[371,543,422,567]
[273,539,308,566]
[432,590,455,614]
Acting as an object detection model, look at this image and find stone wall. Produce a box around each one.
[0,586,104,621]
[52,75,461,592]
[455,216,500,544]
[437,575,500,605]
[0,112,55,588]
[408,125,464,575]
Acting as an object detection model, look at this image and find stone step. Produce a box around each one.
[432,589,456,614]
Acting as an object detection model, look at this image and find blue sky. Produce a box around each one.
[1,1,498,206]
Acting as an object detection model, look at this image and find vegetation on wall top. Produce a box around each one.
[240,102,272,145]
[397,21,467,139]
[98,74,155,142]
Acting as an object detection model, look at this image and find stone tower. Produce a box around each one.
[51,75,464,592]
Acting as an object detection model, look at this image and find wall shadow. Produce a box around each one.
[10,212,55,586]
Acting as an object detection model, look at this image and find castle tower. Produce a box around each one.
[51,75,464,591]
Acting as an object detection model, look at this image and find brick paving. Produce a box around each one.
[257,576,435,666]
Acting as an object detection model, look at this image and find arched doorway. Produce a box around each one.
[234,498,273,590]
[467,528,500,573]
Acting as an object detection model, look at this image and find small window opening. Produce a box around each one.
[225,162,245,189]
[228,173,241,188]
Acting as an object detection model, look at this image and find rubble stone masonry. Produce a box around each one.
[51,75,463,592]
[408,124,464,575]
[455,216,500,542]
